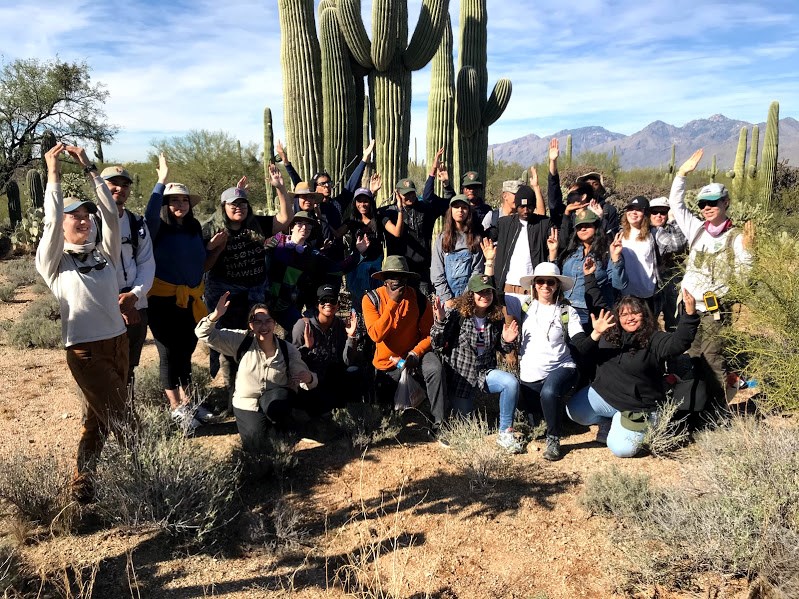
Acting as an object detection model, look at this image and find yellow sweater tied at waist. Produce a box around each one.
[148,278,208,323]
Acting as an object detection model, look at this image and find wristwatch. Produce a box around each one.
[83,163,98,174]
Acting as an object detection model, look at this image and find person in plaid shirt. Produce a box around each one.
[430,273,522,453]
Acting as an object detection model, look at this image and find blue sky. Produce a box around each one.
[2,0,797,163]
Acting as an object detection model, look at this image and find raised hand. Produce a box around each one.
[583,254,596,276]
[590,309,616,335]
[345,311,358,337]
[395,190,404,210]
[276,139,287,163]
[156,152,169,184]
[682,288,696,315]
[303,319,314,349]
[546,227,559,254]
[432,296,446,323]
[565,201,588,215]
[742,220,755,250]
[355,233,371,254]
[362,139,376,162]
[588,199,604,218]
[64,145,90,168]
[430,146,445,176]
[207,229,228,251]
[369,172,382,194]
[480,237,496,261]
[502,319,519,343]
[529,166,539,187]
[268,163,284,187]
[437,162,450,184]
[44,142,66,176]
[677,148,704,177]
[236,176,249,191]
[212,291,231,320]
[548,138,559,162]
[609,231,624,262]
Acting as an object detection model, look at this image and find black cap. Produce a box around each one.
[625,196,650,212]
[317,283,339,303]
[514,185,535,208]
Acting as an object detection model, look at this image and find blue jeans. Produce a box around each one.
[566,386,650,458]
[520,365,579,438]
[450,369,519,432]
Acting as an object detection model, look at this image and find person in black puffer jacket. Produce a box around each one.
[565,291,699,457]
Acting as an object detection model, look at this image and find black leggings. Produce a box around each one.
[148,295,199,390]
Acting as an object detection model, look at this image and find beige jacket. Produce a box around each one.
[195,316,317,412]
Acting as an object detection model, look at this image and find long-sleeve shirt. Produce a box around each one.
[362,286,433,371]
[290,316,359,383]
[113,208,155,309]
[560,248,627,312]
[36,180,126,347]
[195,316,317,412]
[430,232,485,302]
[144,183,206,287]
[668,176,752,311]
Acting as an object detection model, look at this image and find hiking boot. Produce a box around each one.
[496,429,523,454]
[596,419,611,445]
[71,472,95,505]
[543,435,561,461]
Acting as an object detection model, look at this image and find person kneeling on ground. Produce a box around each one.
[430,274,521,453]
[565,291,699,458]
[362,256,446,438]
[291,283,365,415]
[195,292,317,453]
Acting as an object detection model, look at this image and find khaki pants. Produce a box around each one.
[66,333,131,476]
[687,311,728,409]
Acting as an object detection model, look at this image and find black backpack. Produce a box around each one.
[236,333,291,368]
[93,210,147,253]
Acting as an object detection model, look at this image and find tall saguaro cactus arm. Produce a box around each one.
[336,0,373,68]
[426,14,455,197]
[404,0,450,70]
[483,79,512,126]
[761,101,779,207]
[263,107,276,213]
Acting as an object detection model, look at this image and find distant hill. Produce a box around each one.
[489,115,799,170]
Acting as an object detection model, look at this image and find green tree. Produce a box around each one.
[0,58,116,192]
[150,130,264,218]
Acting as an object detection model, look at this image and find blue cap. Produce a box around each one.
[63,199,98,214]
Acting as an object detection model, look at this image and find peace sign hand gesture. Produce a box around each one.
[609,231,624,262]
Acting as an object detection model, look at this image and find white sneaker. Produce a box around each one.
[171,405,190,422]
[496,430,523,454]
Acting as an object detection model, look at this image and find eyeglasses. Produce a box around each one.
[618,311,642,319]
[316,181,332,188]
[535,278,558,287]
[70,250,108,274]
[698,199,722,209]
[228,200,248,208]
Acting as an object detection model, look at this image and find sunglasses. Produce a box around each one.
[71,250,108,274]
[315,181,332,188]
[650,209,669,216]
[535,278,558,287]
[318,300,338,307]
[698,199,722,209]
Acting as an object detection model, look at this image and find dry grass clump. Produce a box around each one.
[332,403,402,450]
[133,362,212,407]
[642,398,689,457]
[94,404,240,548]
[0,450,72,530]
[580,417,799,593]
[437,413,510,489]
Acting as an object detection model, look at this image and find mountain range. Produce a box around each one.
[488,114,799,170]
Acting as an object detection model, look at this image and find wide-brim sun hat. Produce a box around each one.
[292,181,324,202]
[519,262,574,292]
[576,172,604,187]
[371,255,420,281]
[163,182,202,207]
[289,210,317,228]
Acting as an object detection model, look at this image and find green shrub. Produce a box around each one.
[0,450,72,528]
[332,402,402,449]
[437,413,510,489]
[133,362,212,406]
[7,293,61,349]
[642,398,689,457]
[95,404,240,547]
[579,466,657,521]
[0,257,40,287]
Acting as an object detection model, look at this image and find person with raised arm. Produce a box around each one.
[36,143,131,503]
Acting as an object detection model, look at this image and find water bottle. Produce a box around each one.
[396,358,406,370]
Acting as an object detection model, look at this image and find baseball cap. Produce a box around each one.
[221,187,248,203]
[649,197,669,209]
[467,273,495,293]
[502,180,524,194]
[353,187,373,201]
[625,196,650,212]
[461,171,482,186]
[100,166,132,183]
[449,194,470,207]
[697,183,728,201]
[574,209,600,227]
[64,199,98,214]
[317,283,339,303]
[396,179,416,195]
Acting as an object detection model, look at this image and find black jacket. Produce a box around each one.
[493,213,551,299]
[573,312,700,412]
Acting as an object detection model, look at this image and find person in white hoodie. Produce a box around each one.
[619,195,659,313]
[668,148,754,410]
[35,143,131,504]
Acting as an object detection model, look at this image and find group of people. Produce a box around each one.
[35,137,752,502]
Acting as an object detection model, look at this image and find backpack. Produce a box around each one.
[365,287,428,323]
[93,210,147,253]
[236,333,291,369]
[521,300,572,343]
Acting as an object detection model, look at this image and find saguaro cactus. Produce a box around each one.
[277,0,323,180]
[710,155,718,183]
[731,126,747,198]
[426,13,455,197]
[27,169,44,209]
[565,135,573,167]
[747,124,759,178]
[40,130,56,185]
[454,0,512,186]
[7,181,22,228]
[336,0,451,189]
[760,101,779,207]
[263,107,276,213]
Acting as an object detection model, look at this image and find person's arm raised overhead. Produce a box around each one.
[268,165,294,235]
[530,166,546,216]
[669,148,704,242]
[276,139,302,186]
[35,142,67,285]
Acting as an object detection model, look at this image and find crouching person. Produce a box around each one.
[196,292,317,453]
[566,291,699,458]
[291,283,365,415]
[430,274,522,453]
[362,256,446,438]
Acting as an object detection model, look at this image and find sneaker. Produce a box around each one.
[194,405,215,424]
[596,419,611,445]
[171,406,202,436]
[496,429,523,454]
[171,405,190,422]
[543,435,561,461]
[427,423,450,448]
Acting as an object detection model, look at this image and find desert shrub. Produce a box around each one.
[7,293,61,349]
[0,450,72,528]
[0,544,24,596]
[0,257,39,287]
[332,402,402,449]
[0,283,15,302]
[236,430,298,480]
[133,362,212,407]
[580,466,657,521]
[581,417,799,590]
[95,403,240,547]
[437,413,510,489]
[242,497,308,553]
[642,399,689,457]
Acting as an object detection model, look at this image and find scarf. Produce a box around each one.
[64,241,97,255]
[704,218,733,238]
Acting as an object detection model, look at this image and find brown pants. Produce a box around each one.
[66,333,131,475]
[687,311,728,408]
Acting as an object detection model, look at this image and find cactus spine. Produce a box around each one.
[263,107,276,213]
[760,101,779,207]
[710,155,718,183]
[426,13,455,197]
[277,0,323,181]
[320,5,357,194]
[747,124,759,178]
[565,135,572,167]
[27,169,44,209]
[7,181,22,228]
[731,126,747,197]
[454,0,511,186]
